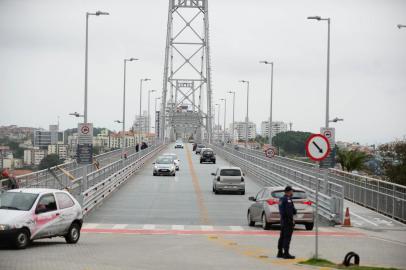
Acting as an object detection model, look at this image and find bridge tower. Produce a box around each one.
[160,0,213,142]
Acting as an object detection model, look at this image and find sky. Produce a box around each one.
[0,0,405,145]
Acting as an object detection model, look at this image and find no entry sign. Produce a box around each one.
[305,134,331,161]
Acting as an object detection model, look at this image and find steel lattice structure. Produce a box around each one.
[160,0,213,142]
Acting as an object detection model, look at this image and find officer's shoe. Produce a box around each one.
[283,253,296,259]
[277,250,284,258]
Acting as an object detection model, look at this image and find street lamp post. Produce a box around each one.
[227,91,236,144]
[259,60,274,147]
[215,103,220,141]
[308,16,331,128]
[139,78,151,145]
[220,98,227,142]
[148,90,157,134]
[84,11,109,124]
[121,58,138,160]
[154,97,161,142]
[239,80,250,148]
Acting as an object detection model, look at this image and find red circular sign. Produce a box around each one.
[81,125,90,134]
[305,134,331,162]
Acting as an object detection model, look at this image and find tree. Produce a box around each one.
[336,149,369,172]
[38,154,63,170]
[379,141,406,185]
[272,131,312,156]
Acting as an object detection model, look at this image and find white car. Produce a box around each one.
[162,153,180,171]
[174,142,184,149]
[212,167,245,195]
[0,188,83,249]
[153,156,176,176]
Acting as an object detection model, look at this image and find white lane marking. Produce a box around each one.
[373,218,394,226]
[143,224,156,230]
[172,225,185,230]
[350,212,379,227]
[230,226,244,231]
[83,223,99,229]
[113,224,128,229]
[201,225,214,231]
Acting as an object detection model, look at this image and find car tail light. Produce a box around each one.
[217,176,220,182]
[241,177,244,182]
[267,199,279,205]
[302,201,312,206]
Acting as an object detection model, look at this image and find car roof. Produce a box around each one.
[218,166,241,170]
[202,148,213,151]
[264,186,305,192]
[7,188,64,195]
[162,153,177,156]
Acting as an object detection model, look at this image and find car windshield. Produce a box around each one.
[271,190,307,199]
[203,151,213,155]
[220,169,241,176]
[0,192,39,211]
[156,158,173,164]
[198,145,205,148]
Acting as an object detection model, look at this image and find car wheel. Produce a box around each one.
[247,211,255,227]
[213,160,216,164]
[172,173,176,176]
[262,213,272,230]
[65,222,81,244]
[200,160,202,164]
[241,190,245,195]
[153,172,157,176]
[214,188,219,195]
[305,223,314,231]
[14,228,30,249]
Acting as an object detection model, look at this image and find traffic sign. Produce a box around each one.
[77,144,93,164]
[78,123,93,144]
[320,127,336,168]
[305,134,331,161]
[265,148,275,158]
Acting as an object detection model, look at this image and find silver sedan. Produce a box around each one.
[247,186,314,230]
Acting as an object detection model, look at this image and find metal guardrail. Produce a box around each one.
[210,144,344,224]
[227,145,406,223]
[1,144,153,191]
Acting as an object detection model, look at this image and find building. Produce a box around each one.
[67,133,78,157]
[23,148,47,166]
[232,121,256,141]
[23,149,32,165]
[260,121,288,138]
[33,125,60,149]
[93,129,110,150]
[48,144,69,160]
[109,131,138,149]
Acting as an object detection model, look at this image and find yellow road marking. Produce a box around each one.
[185,144,210,225]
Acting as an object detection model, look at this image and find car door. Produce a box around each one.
[55,192,77,234]
[32,193,59,239]
[251,189,265,221]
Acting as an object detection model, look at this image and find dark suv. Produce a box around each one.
[200,148,216,164]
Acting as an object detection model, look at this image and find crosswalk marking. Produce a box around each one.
[200,225,214,231]
[83,223,99,229]
[143,224,156,230]
[113,224,128,229]
[172,225,185,230]
[230,226,244,231]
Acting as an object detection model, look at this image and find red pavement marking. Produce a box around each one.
[82,228,365,237]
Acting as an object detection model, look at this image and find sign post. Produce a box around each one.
[305,134,331,259]
[77,123,93,193]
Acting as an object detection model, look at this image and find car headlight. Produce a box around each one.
[154,165,158,170]
[171,166,175,171]
[0,224,13,231]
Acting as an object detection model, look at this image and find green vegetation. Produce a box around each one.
[0,137,25,159]
[337,149,369,172]
[379,141,406,186]
[300,258,399,270]
[38,154,63,170]
[273,131,312,156]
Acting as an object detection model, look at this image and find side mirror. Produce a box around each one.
[248,196,256,201]
[211,173,216,176]
[152,162,155,165]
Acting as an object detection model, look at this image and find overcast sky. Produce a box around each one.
[0,0,405,145]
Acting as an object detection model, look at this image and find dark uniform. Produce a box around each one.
[277,187,297,258]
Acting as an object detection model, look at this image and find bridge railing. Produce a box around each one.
[1,144,148,191]
[210,144,344,224]
[226,145,406,223]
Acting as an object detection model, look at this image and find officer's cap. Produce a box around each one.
[284,186,293,192]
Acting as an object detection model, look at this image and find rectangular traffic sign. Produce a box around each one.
[78,123,93,144]
[77,143,93,164]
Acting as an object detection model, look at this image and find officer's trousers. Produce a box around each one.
[278,222,294,252]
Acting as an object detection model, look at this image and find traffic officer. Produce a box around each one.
[277,185,297,259]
